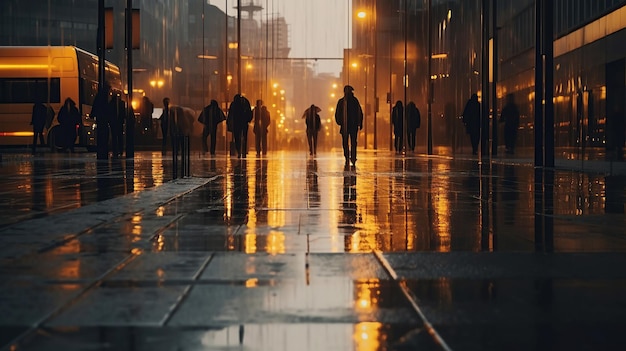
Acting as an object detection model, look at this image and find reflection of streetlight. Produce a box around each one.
[197,54,217,60]
[357,6,377,149]
[150,79,164,88]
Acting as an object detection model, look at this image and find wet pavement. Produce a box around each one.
[0,148,625,350]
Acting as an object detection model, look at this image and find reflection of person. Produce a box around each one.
[341,164,357,226]
[92,82,112,157]
[335,85,363,166]
[228,94,253,158]
[253,100,271,156]
[462,93,481,155]
[140,96,154,135]
[57,97,81,152]
[159,97,170,155]
[499,93,520,155]
[255,159,269,224]
[391,101,403,153]
[407,101,421,152]
[304,104,321,156]
[199,99,226,156]
[307,159,320,206]
[31,97,48,154]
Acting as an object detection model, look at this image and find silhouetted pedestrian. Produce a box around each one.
[57,97,81,152]
[109,93,125,158]
[462,93,481,155]
[31,97,47,154]
[253,99,270,156]
[92,82,112,158]
[407,101,421,152]
[335,85,363,166]
[228,94,253,158]
[304,104,321,156]
[391,101,404,153]
[159,97,170,155]
[499,93,520,155]
[199,99,225,156]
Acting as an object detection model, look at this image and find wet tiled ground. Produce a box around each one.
[0,149,625,350]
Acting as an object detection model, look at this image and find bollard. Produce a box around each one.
[185,135,191,176]
[171,135,191,179]
[172,135,178,179]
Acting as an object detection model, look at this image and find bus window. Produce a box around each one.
[0,78,61,104]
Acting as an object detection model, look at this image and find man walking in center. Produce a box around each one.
[335,85,363,167]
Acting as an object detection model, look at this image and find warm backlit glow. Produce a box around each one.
[0,131,33,137]
[357,11,367,19]
[0,64,50,69]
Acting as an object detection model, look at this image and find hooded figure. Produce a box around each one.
[335,85,363,166]
[391,100,404,153]
[199,99,226,155]
[57,97,81,152]
[304,104,322,156]
[406,101,421,152]
[228,94,253,158]
[462,93,481,155]
[253,99,271,156]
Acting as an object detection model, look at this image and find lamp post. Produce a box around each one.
[359,54,372,149]
[373,0,378,150]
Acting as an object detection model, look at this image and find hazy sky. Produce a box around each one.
[210,0,351,76]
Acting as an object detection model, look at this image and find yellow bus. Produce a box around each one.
[0,46,122,150]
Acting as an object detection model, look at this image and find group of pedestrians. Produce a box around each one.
[30,82,127,156]
[391,100,421,154]
[461,93,520,155]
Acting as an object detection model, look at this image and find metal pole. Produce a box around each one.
[534,0,544,167]
[491,0,498,156]
[97,0,105,90]
[373,0,378,149]
[389,31,393,151]
[427,0,433,155]
[125,0,134,158]
[96,0,107,160]
[403,0,408,153]
[364,59,368,149]
[237,0,241,94]
[481,0,490,158]
[544,0,554,168]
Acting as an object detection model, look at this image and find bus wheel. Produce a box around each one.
[47,127,64,152]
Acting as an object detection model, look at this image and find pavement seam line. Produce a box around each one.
[3,253,140,351]
[161,253,215,326]
[373,250,453,351]
[2,177,216,262]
